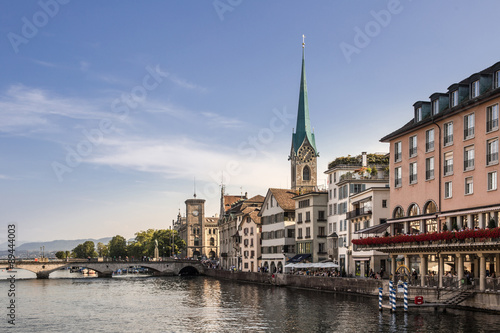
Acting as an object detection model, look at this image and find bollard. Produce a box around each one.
[378,287,383,311]
[404,282,408,312]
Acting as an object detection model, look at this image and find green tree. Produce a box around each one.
[97,242,109,257]
[127,229,186,258]
[55,251,66,259]
[108,235,128,258]
[72,241,97,258]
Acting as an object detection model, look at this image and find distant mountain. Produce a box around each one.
[1,237,113,252]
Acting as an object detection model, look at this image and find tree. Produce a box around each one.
[97,242,109,257]
[55,251,66,259]
[72,241,97,259]
[108,235,128,258]
[442,223,448,231]
[127,229,186,258]
[488,218,497,229]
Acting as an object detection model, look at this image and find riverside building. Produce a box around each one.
[363,61,500,291]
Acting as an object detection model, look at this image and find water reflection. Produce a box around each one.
[0,275,499,332]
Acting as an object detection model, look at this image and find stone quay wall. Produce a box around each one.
[204,269,500,312]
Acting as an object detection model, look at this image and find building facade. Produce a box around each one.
[293,191,328,263]
[260,188,296,273]
[375,61,500,291]
[239,210,261,272]
[325,152,389,275]
[348,186,390,277]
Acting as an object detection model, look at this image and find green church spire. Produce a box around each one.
[292,35,316,154]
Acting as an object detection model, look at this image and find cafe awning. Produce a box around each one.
[354,223,390,234]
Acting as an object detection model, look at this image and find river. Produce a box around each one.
[1,270,500,332]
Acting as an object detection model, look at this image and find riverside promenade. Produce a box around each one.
[204,268,500,313]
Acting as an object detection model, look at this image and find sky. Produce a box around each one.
[2,0,500,243]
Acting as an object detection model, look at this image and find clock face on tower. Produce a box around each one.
[298,145,315,163]
[192,210,199,217]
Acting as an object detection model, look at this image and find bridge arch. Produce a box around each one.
[178,265,200,276]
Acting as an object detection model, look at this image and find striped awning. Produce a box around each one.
[387,214,437,224]
[439,205,500,218]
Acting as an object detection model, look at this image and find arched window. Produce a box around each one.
[408,204,420,216]
[393,206,404,218]
[424,201,437,214]
[303,166,311,181]
[210,237,215,246]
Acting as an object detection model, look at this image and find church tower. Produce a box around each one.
[290,36,318,192]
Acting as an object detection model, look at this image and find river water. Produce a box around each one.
[1,270,500,332]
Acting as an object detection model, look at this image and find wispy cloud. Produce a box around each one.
[169,74,207,92]
[31,59,57,68]
[201,111,244,128]
[86,136,287,190]
[0,84,117,134]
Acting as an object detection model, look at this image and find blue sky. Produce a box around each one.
[2,0,500,243]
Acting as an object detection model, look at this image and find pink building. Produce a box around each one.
[375,61,500,292]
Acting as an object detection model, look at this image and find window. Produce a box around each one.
[395,141,402,162]
[464,145,475,171]
[451,90,458,107]
[426,157,434,180]
[318,226,325,236]
[471,80,480,98]
[432,99,439,115]
[487,139,499,165]
[299,199,310,208]
[487,104,499,132]
[426,129,434,152]
[409,162,417,184]
[339,220,343,232]
[416,107,422,122]
[333,188,336,198]
[465,177,473,195]
[305,211,311,222]
[444,181,452,199]
[318,243,325,253]
[409,136,417,157]
[488,171,497,191]
[496,71,500,89]
[329,190,332,200]
[382,200,387,208]
[334,172,337,182]
[464,113,475,139]
[305,227,311,238]
[210,237,215,246]
[297,213,303,223]
[333,203,337,215]
[444,122,453,146]
[444,151,453,176]
[328,204,332,216]
[329,173,332,184]
[395,166,402,187]
[298,228,303,238]
[303,166,311,181]
[318,210,325,220]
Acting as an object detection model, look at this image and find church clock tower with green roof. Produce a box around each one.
[290,36,318,192]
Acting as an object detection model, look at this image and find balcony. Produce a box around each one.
[487,119,499,132]
[487,153,498,165]
[346,207,372,219]
[444,164,453,176]
[464,128,475,139]
[305,235,311,239]
[444,134,453,146]
[464,159,475,171]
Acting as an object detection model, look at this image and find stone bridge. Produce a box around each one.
[0,259,206,279]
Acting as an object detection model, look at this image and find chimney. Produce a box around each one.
[362,152,367,167]
[245,192,248,199]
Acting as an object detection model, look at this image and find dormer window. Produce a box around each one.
[416,107,422,122]
[432,99,439,115]
[471,80,480,98]
[496,71,500,89]
[450,90,458,107]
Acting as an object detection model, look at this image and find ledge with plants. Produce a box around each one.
[352,227,500,246]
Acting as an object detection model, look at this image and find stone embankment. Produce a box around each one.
[204,269,500,312]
